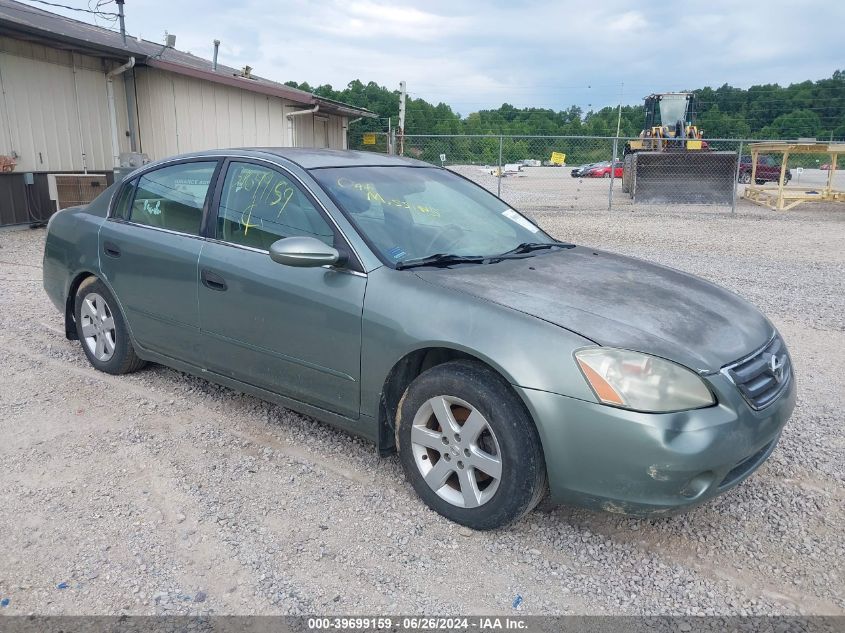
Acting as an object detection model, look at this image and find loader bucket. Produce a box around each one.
[625,151,737,204]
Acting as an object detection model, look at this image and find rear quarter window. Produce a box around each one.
[111,179,137,220]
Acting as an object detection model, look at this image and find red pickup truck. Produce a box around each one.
[738,155,792,184]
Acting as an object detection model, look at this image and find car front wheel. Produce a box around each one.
[396,360,546,530]
[74,277,146,375]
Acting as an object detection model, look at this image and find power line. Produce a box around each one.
[24,0,118,17]
[7,1,122,32]
[88,0,118,25]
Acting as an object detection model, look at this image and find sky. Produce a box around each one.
[19,0,844,115]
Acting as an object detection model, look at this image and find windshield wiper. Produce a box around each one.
[489,241,575,261]
[395,242,575,270]
[395,253,487,270]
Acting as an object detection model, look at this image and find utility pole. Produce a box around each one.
[398,81,406,156]
[614,81,624,141]
[116,0,127,45]
[608,81,623,211]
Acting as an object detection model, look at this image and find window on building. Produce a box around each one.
[130,162,217,235]
[216,162,334,250]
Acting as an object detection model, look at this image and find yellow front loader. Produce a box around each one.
[622,93,737,204]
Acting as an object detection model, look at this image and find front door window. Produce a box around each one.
[217,162,334,250]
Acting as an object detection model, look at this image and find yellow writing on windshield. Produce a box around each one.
[336,177,441,218]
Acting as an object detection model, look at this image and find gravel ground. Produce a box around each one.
[0,168,843,616]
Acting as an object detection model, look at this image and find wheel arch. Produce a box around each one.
[376,345,535,457]
[65,272,131,347]
[64,271,97,340]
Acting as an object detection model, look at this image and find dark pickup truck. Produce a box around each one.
[738,155,792,184]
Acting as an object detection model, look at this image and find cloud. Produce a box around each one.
[18,0,842,114]
[608,11,648,32]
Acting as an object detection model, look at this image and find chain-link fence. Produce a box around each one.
[351,133,844,214]
[348,131,391,154]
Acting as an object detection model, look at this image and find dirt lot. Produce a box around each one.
[1,168,844,616]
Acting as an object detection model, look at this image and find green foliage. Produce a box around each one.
[283,71,845,145]
[759,109,823,139]
[693,72,844,139]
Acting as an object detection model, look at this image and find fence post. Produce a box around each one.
[731,140,743,214]
[607,137,618,211]
[497,135,504,198]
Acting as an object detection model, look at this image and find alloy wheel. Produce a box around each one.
[80,292,117,362]
[410,395,502,508]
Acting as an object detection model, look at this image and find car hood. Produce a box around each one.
[414,246,773,373]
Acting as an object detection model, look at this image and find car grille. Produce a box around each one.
[722,335,791,410]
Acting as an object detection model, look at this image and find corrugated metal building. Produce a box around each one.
[0,0,374,226]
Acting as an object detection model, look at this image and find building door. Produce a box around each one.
[315,117,329,148]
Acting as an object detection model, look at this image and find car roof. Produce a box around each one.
[151,148,434,170]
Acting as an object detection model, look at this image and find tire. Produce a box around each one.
[756,179,765,185]
[739,171,751,184]
[74,276,146,375]
[396,360,546,530]
[603,172,610,178]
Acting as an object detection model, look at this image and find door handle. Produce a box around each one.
[103,241,121,258]
[201,269,227,291]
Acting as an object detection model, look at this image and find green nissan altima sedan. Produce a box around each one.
[43,149,795,529]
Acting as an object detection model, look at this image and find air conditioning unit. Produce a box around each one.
[47,174,108,211]
[114,152,150,180]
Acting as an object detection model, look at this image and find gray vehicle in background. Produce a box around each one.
[571,162,601,177]
[43,148,795,529]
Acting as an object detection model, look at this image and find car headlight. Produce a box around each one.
[574,348,715,413]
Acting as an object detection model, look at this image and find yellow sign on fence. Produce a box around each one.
[363,133,377,146]
[550,152,566,166]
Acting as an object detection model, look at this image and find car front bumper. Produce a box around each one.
[516,370,796,517]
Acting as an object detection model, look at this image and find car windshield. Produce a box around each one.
[311,166,554,266]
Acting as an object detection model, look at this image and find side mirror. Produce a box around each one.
[269,236,342,268]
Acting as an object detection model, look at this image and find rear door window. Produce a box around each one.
[130,162,217,235]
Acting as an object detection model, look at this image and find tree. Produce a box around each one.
[760,109,823,139]
[282,72,845,142]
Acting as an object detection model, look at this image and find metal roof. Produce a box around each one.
[0,0,375,119]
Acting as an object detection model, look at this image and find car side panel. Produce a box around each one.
[197,241,366,418]
[98,220,205,366]
[43,206,106,316]
[360,266,598,424]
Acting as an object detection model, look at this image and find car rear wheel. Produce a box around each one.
[74,277,146,375]
[739,171,751,184]
[396,360,546,530]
